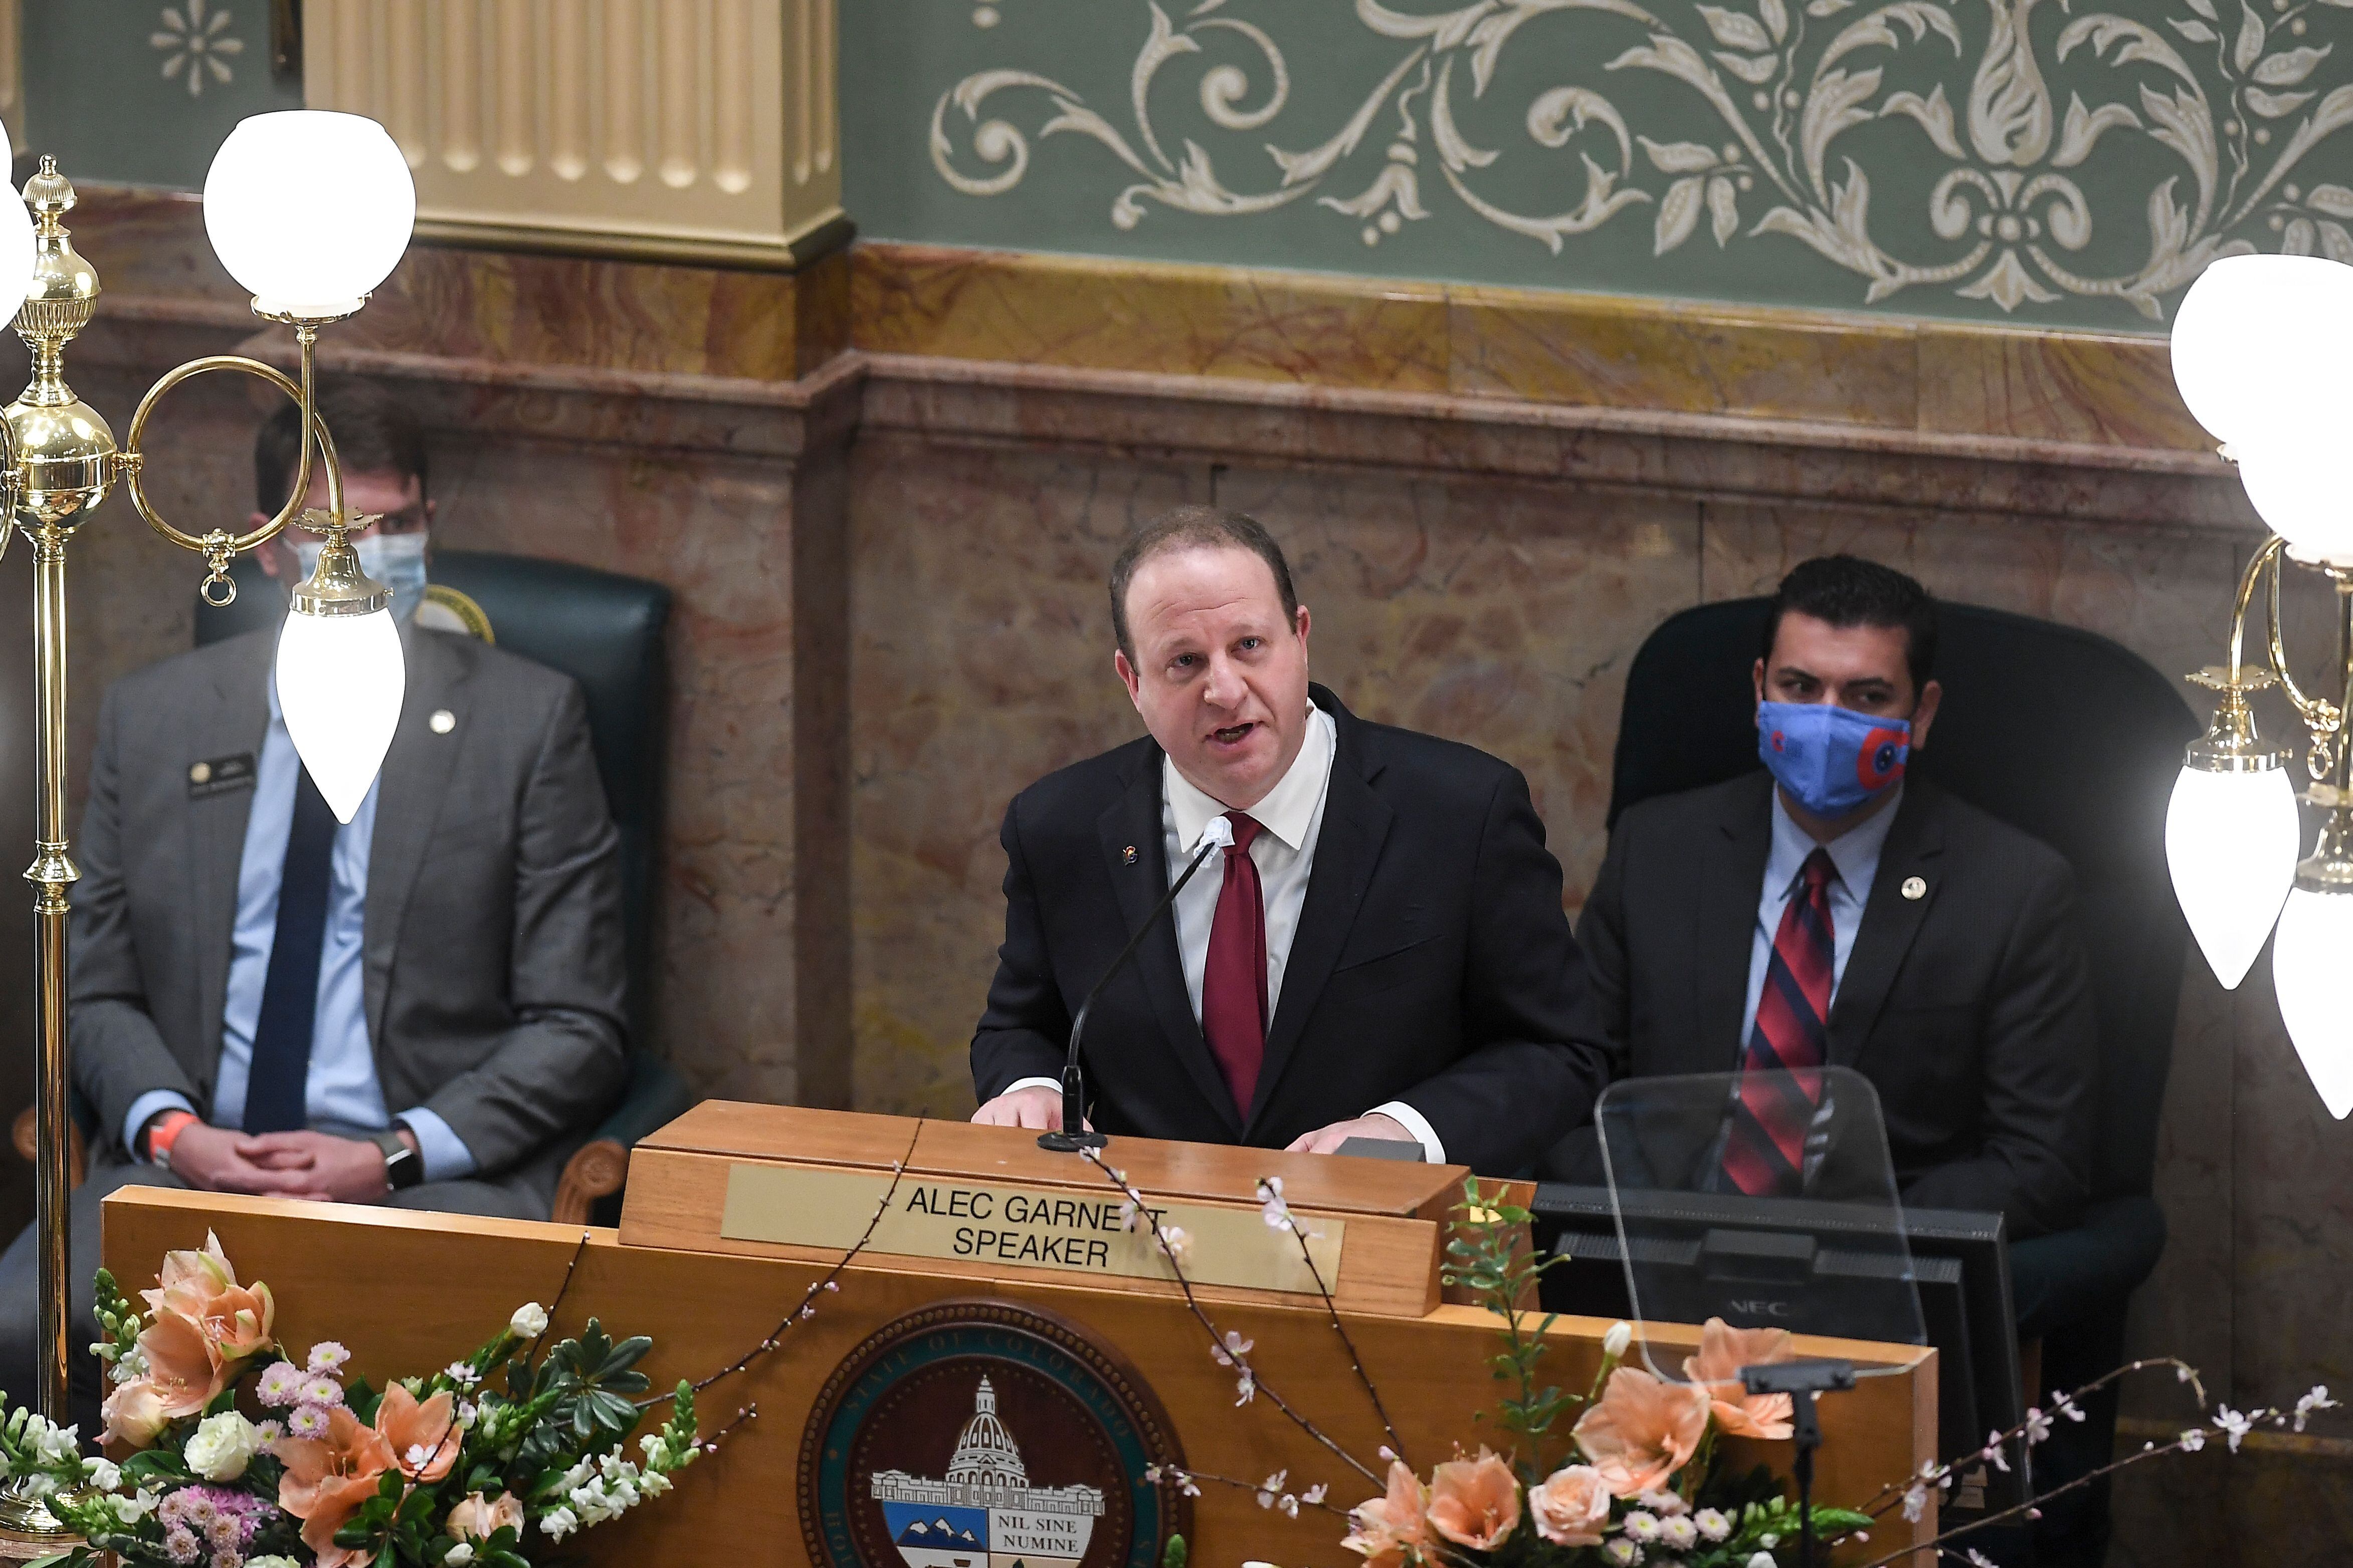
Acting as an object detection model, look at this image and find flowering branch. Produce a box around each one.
[1078,1147,1381,1486]
[1852,1356,2205,1523]
[1142,1462,1344,1518]
[1845,1364,2338,1568]
[1256,1175,1408,1468]
[641,1118,926,1409]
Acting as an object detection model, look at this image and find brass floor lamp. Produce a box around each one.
[0,112,419,1542]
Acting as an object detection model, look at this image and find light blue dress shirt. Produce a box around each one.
[1739,785,1903,1045]
[122,674,473,1181]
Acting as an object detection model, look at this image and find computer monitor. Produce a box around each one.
[1530,1184,2026,1524]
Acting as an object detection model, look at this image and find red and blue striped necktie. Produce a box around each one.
[1724,847,1837,1197]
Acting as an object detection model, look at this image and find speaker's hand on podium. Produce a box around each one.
[1285,1112,1413,1155]
[972,1085,1092,1133]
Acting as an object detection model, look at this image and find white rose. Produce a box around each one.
[509,1303,549,1338]
[183,1411,260,1481]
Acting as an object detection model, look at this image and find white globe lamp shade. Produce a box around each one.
[2166,764,2301,989]
[2171,254,2353,446]
[0,159,34,326]
[204,112,415,319]
[275,607,405,823]
[2231,433,2353,567]
[2273,886,2353,1119]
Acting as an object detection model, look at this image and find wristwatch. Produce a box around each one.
[371,1124,423,1191]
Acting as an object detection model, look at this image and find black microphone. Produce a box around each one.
[1039,815,1235,1153]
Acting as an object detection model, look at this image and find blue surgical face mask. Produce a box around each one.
[1756,701,1910,819]
[298,529,429,625]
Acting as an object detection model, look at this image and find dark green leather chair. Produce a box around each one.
[194,549,691,1223]
[1606,596,2199,1565]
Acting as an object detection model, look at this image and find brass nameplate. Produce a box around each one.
[720,1164,1346,1294]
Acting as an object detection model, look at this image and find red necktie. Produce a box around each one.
[1202,812,1268,1115]
[1724,847,1835,1197]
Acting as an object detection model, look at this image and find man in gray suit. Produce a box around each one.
[0,382,629,1433]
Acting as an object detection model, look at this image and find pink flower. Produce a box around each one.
[274,1408,397,1568]
[1572,1367,1712,1497]
[1682,1317,1795,1440]
[141,1232,275,1383]
[1343,1461,1431,1568]
[1426,1450,1519,1550]
[1529,1464,1612,1547]
[447,1492,524,1542]
[255,1362,303,1409]
[100,1377,173,1449]
[375,1385,458,1483]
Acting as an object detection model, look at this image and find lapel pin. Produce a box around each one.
[1901,875,1927,901]
[1122,845,1138,865]
[187,761,211,785]
[429,709,457,735]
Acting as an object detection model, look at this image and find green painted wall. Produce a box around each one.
[843,0,2353,332]
[20,1,300,190]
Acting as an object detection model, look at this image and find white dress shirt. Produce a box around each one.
[1008,704,1447,1160]
[1739,786,1902,1046]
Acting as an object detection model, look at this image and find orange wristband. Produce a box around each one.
[145,1110,198,1166]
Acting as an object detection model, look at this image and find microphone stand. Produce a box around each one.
[1040,817,1234,1153]
[1740,1358,1854,1568]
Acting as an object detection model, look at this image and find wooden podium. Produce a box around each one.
[102,1103,1936,1566]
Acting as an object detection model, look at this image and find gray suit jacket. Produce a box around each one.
[69,625,630,1210]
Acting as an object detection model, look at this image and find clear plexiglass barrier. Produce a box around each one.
[1595,1068,1926,1381]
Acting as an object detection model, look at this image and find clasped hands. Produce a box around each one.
[970,1085,1412,1154]
[162,1123,412,1203]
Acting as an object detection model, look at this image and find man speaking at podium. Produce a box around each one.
[969,507,1614,1175]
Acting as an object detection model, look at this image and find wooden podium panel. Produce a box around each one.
[100,1111,1938,1566]
[622,1103,1471,1317]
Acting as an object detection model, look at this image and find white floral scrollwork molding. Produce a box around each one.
[930,0,2353,318]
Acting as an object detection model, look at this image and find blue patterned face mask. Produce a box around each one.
[1756,701,1909,818]
[298,529,428,624]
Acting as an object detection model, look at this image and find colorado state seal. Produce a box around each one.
[800,1299,1190,1568]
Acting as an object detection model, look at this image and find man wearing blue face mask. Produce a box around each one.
[1547,556,2095,1240]
[0,381,630,1434]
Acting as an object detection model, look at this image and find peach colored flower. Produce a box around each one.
[1426,1450,1520,1550]
[447,1492,524,1542]
[1343,1461,1431,1568]
[1683,1317,1796,1440]
[1572,1367,1711,1497]
[139,1231,275,1398]
[99,1377,172,1449]
[136,1304,227,1419]
[275,1407,398,1568]
[1528,1464,1612,1547]
[374,1384,458,1483]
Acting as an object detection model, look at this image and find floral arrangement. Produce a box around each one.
[1333,1179,1868,1568]
[0,1233,702,1568]
[1075,1164,2346,1568]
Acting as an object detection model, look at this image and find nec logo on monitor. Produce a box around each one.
[1724,1299,1795,1318]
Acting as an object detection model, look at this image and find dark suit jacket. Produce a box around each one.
[971,685,1617,1175]
[1548,773,2095,1238]
[70,625,630,1210]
